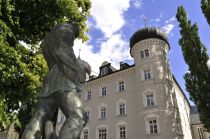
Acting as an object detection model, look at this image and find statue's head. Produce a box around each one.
[43,22,80,69]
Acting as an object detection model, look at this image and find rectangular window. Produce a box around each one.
[146,94,154,107]
[101,107,106,119]
[87,91,91,100]
[144,69,151,80]
[102,87,107,96]
[198,127,205,139]
[149,120,158,134]
[98,129,107,139]
[83,130,88,139]
[140,50,144,59]
[119,103,125,115]
[86,111,90,121]
[119,81,125,91]
[119,126,126,139]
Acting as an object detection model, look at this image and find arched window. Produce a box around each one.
[145,49,150,57]
[98,104,107,119]
[116,99,126,116]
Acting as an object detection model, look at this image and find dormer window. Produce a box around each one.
[101,67,109,76]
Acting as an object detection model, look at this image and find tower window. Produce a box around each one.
[140,50,144,59]
[149,119,158,133]
[144,69,151,80]
[145,49,150,57]
[146,94,154,107]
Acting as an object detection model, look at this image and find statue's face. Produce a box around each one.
[60,27,75,47]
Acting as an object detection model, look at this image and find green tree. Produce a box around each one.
[0,0,91,134]
[176,6,210,131]
[201,0,210,25]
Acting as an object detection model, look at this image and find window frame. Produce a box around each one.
[101,87,107,97]
[144,69,151,80]
[145,115,160,135]
[86,90,92,101]
[119,81,125,92]
[98,128,107,139]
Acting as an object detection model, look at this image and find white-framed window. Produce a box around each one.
[144,69,151,80]
[116,100,126,116]
[143,89,156,108]
[149,119,158,133]
[119,81,125,92]
[98,104,107,119]
[86,90,91,100]
[119,103,125,115]
[145,116,159,134]
[119,125,126,139]
[146,94,154,107]
[198,127,205,139]
[83,130,88,139]
[98,128,107,139]
[101,87,107,96]
[145,49,150,57]
[117,121,127,139]
[101,107,106,119]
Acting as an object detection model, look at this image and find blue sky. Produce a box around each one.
[73,0,210,105]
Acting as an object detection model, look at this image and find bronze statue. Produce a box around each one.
[21,22,87,139]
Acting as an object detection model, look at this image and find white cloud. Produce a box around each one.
[90,0,130,37]
[151,18,160,22]
[131,0,142,9]
[162,24,175,35]
[165,16,176,24]
[73,35,132,75]
[207,59,210,69]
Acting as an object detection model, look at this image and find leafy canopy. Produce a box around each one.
[176,5,210,131]
[0,0,91,132]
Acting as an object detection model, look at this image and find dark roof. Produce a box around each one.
[130,27,169,49]
[191,106,199,115]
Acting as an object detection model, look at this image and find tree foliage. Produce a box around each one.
[201,0,210,26]
[176,6,210,131]
[0,0,91,133]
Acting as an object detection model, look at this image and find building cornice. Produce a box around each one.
[85,66,135,88]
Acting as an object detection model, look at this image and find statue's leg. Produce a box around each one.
[21,97,56,139]
[58,90,86,139]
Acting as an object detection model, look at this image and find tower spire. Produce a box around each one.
[143,16,147,27]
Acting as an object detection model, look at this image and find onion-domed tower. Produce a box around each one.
[129,27,189,139]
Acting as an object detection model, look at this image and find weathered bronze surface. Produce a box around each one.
[21,23,87,139]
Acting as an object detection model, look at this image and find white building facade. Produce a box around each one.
[57,27,193,139]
